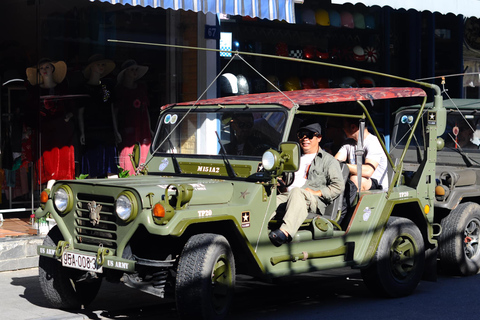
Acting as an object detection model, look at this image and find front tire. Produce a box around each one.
[39,226,102,309]
[361,217,425,298]
[439,202,480,276]
[175,233,235,320]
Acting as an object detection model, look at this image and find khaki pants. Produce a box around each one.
[274,187,320,237]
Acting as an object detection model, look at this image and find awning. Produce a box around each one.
[332,0,480,17]
[94,0,302,23]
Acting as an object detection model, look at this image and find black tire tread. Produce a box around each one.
[176,233,235,320]
[439,202,480,276]
[38,226,102,309]
[361,217,425,298]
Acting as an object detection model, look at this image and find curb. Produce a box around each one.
[30,314,91,320]
[0,235,45,272]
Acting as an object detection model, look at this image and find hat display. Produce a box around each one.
[83,54,115,79]
[315,9,330,26]
[353,12,365,29]
[236,74,250,95]
[341,11,354,28]
[329,10,341,27]
[353,45,366,62]
[284,76,302,91]
[298,123,322,136]
[26,58,67,86]
[219,73,238,96]
[117,59,149,84]
[302,9,316,25]
[365,46,379,63]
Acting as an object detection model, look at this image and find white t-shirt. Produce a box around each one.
[288,153,316,191]
[337,134,388,190]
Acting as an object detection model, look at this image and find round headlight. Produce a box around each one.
[262,150,277,171]
[54,186,72,213]
[116,195,132,221]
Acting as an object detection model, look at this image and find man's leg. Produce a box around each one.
[280,188,319,237]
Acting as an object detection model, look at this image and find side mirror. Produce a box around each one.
[279,142,300,172]
[130,142,141,171]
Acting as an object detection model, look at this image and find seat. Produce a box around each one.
[323,162,350,222]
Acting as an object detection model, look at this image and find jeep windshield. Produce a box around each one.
[392,99,480,167]
[152,108,287,157]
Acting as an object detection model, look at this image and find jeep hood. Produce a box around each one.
[56,176,234,206]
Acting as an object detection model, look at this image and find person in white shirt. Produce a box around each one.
[335,118,387,191]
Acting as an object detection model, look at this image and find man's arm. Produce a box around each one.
[306,157,345,201]
[346,159,378,178]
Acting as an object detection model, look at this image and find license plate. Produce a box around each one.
[62,251,103,273]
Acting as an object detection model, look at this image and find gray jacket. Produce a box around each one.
[302,149,345,213]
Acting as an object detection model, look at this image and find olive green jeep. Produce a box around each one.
[37,85,446,319]
[392,98,480,276]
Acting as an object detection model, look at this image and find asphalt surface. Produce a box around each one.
[1,267,480,320]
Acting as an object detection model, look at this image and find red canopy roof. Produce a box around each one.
[162,87,427,110]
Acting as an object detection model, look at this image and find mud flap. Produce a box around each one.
[422,246,438,282]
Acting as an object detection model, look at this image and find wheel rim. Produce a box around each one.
[390,235,417,281]
[211,254,233,313]
[464,218,480,260]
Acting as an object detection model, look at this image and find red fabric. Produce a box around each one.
[116,82,152,175]
[26,82,76,184]
[164,87,427,110]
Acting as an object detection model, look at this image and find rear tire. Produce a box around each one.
[39,226,102,309]
[175,233,235,320]
[361,217,425,298]
[439,202,480,276]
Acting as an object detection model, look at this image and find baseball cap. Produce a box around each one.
[298,123,322,135]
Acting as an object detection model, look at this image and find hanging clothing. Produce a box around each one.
[80,80,118,177]
[115,82,151,175]
[26,81,75,185]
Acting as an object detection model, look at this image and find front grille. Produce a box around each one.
[75,193,118,250]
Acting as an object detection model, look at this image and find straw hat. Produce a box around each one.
[26,58,67,86]
[117,59,148,84]
[83,54,115,79]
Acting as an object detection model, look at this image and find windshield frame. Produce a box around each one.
[151,105,289,160]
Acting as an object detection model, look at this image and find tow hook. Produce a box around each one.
[55,241,69,258]
[97,244,112,266]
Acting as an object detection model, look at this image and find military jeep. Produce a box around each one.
[392,98,480,276]
[37,85,446,319]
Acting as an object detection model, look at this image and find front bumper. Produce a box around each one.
[38,241,136,273]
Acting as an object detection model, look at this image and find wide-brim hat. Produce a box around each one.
[117,59,148,84]
[26,59,67,86]
[83,54,115,79]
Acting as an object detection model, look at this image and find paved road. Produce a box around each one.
[1,267,480,320]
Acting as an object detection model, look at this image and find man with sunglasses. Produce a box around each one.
[269,123,345,247]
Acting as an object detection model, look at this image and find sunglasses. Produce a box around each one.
[297,131,319,140]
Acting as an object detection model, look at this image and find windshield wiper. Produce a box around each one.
[163,127,181,173]
[215,131,237,178]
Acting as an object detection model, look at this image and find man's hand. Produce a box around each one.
[305,188,322,197]
[277,177,287,193]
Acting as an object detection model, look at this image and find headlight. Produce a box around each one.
[54,185,73,213]
[115,191,138,222]
[262,150,278,171]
